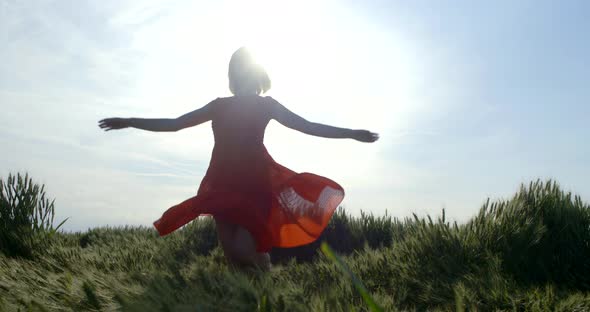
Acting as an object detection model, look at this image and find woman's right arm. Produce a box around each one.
[269,97,379,143]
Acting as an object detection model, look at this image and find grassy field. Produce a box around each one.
[1,179,590,311]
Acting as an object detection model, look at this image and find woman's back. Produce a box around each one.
[206,95,275,190]
[211,95,271,151]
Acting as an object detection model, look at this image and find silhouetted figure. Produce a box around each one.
[99,47,378,270]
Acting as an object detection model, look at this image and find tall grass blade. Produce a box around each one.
[321,242,384,312]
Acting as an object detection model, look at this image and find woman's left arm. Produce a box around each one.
[99,100,217,132]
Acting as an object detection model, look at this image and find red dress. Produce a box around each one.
[153,96,344,252]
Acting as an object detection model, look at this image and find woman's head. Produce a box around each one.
[228,47,271,95]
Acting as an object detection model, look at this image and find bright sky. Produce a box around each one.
[1,0,589,231]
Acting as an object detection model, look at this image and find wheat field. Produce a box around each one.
[1,178,590,311]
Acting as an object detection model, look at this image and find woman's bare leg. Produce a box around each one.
[233,226,271,271]
[215,220,238,262]
[215,219,271,271]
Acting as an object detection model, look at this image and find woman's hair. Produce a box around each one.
[228,47,271,95]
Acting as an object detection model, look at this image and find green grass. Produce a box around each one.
[1,179,590,311]
[1,173,67,259]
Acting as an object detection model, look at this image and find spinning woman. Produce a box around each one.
[99,47,379,270]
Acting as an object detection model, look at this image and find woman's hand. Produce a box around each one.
[351,129,379,143]
[99,118,131,131]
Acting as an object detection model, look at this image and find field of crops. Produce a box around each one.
[1,179,590,311]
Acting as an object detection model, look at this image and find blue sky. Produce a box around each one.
[1,0,588,231]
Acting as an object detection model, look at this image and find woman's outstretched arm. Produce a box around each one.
[99,100,216,132]
[270,98,379,143]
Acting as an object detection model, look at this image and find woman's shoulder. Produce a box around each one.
[212,96,232,103]
[214,95,281,106]
[260,95,282,108]
[206,96,233,110]
[218,94,275,100]
[212,95,283,115]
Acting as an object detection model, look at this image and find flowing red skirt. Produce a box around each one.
[153,156,344,252]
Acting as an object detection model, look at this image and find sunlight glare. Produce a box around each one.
[127,0,422,209]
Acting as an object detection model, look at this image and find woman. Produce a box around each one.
[99,47,379,270]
